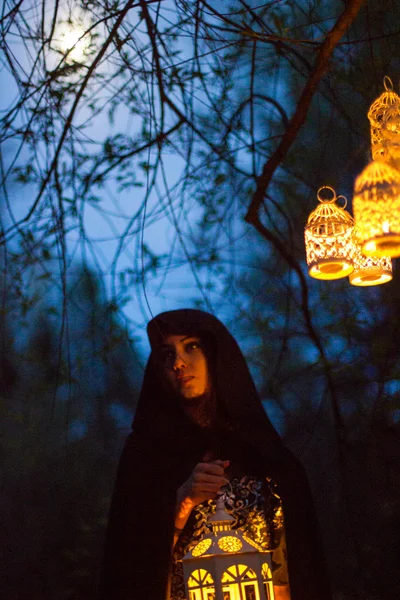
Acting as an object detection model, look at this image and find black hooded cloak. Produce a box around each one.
[100,309,331,600]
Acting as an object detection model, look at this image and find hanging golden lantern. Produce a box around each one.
[349,242,392,286]
[367,76,400,162]
[352,160,400,257]
[304,186,355,280]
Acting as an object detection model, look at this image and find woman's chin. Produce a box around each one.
[179,390,205,401]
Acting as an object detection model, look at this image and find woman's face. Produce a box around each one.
[158,335,211,399]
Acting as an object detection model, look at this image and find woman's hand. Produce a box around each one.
[273,585,291,600]
[173,459,229,545]
[177,460,230,509]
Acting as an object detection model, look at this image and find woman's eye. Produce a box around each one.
[186,341,200,351]
[159,348,175,362]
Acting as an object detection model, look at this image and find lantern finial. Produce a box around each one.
[209,495,235,533]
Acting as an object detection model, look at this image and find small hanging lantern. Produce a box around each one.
[349,242,392,286]
[367,76,400,162]
[352,160,400,257]
[304,186,355,280]
[182,495,275,600]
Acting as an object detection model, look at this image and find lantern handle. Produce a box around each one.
[383,76,394,92]
[317,186,336,204]
[336,194,348,209]
[219,478,233,498]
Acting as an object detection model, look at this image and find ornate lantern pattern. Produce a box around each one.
[349,243,392,286]
[182,496,275,600]
[352,160,400,257]
[304,187,355,280]
[381,100,400,170]
[367,76,400,162]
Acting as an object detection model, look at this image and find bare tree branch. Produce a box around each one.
[245,0,366,224]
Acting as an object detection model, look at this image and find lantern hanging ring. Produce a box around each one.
[317,185,336,203]
[336,194,348,209]
[383,76,394,91]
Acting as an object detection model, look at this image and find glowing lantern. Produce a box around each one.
[349,242,392,286]
[304,187,355,280]
[368,76,400,162]
[381,100,400,170]
[352,161,400,257]
[182,495,275,600]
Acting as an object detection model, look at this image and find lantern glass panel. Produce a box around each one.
[222,565,260,600]
[188,569,214,588]
[262,562,274,600]
[192,538,212,557]
[222,565,257,583]
[221,584,260,600]
[189,590,215,600]
[261,563,272,579]
[243,583,259,600]
[222,586,235,599]
[218,536,243,553]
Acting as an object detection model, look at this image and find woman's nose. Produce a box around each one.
[173,353,187,370]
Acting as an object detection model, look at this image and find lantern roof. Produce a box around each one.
[305,186,354,231]
[209,495,235,527]
[354,160,400,194]
[182,495,268,564]
[368,77,400,128]
[183,528,266,563]
[306,201,353,228]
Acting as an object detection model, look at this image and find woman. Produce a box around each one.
[100,309,331,600]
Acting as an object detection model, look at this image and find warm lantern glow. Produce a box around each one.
[218,536,243,553]
[187,569,215,600]
[349,244,392,286]
[262,563,274,600]
[304,187,355,280]
[192,538,212,557]
[187,568,214,588]
[381,101,400,170]
[352,161,400,257]
[368,77,400,161]
[182,495,275,600]
[222,565,261,600]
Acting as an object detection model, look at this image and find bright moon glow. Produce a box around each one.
[58,25,89,62]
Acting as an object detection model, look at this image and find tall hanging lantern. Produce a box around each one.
[367,76,400,162]
[349,242,392,286]
[304,186,355,280]
[182,495,275,600]
[352,160,400,257]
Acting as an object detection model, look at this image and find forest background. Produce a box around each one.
[1,1,399,599]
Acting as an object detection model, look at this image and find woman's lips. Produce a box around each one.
[177,375,194,385]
